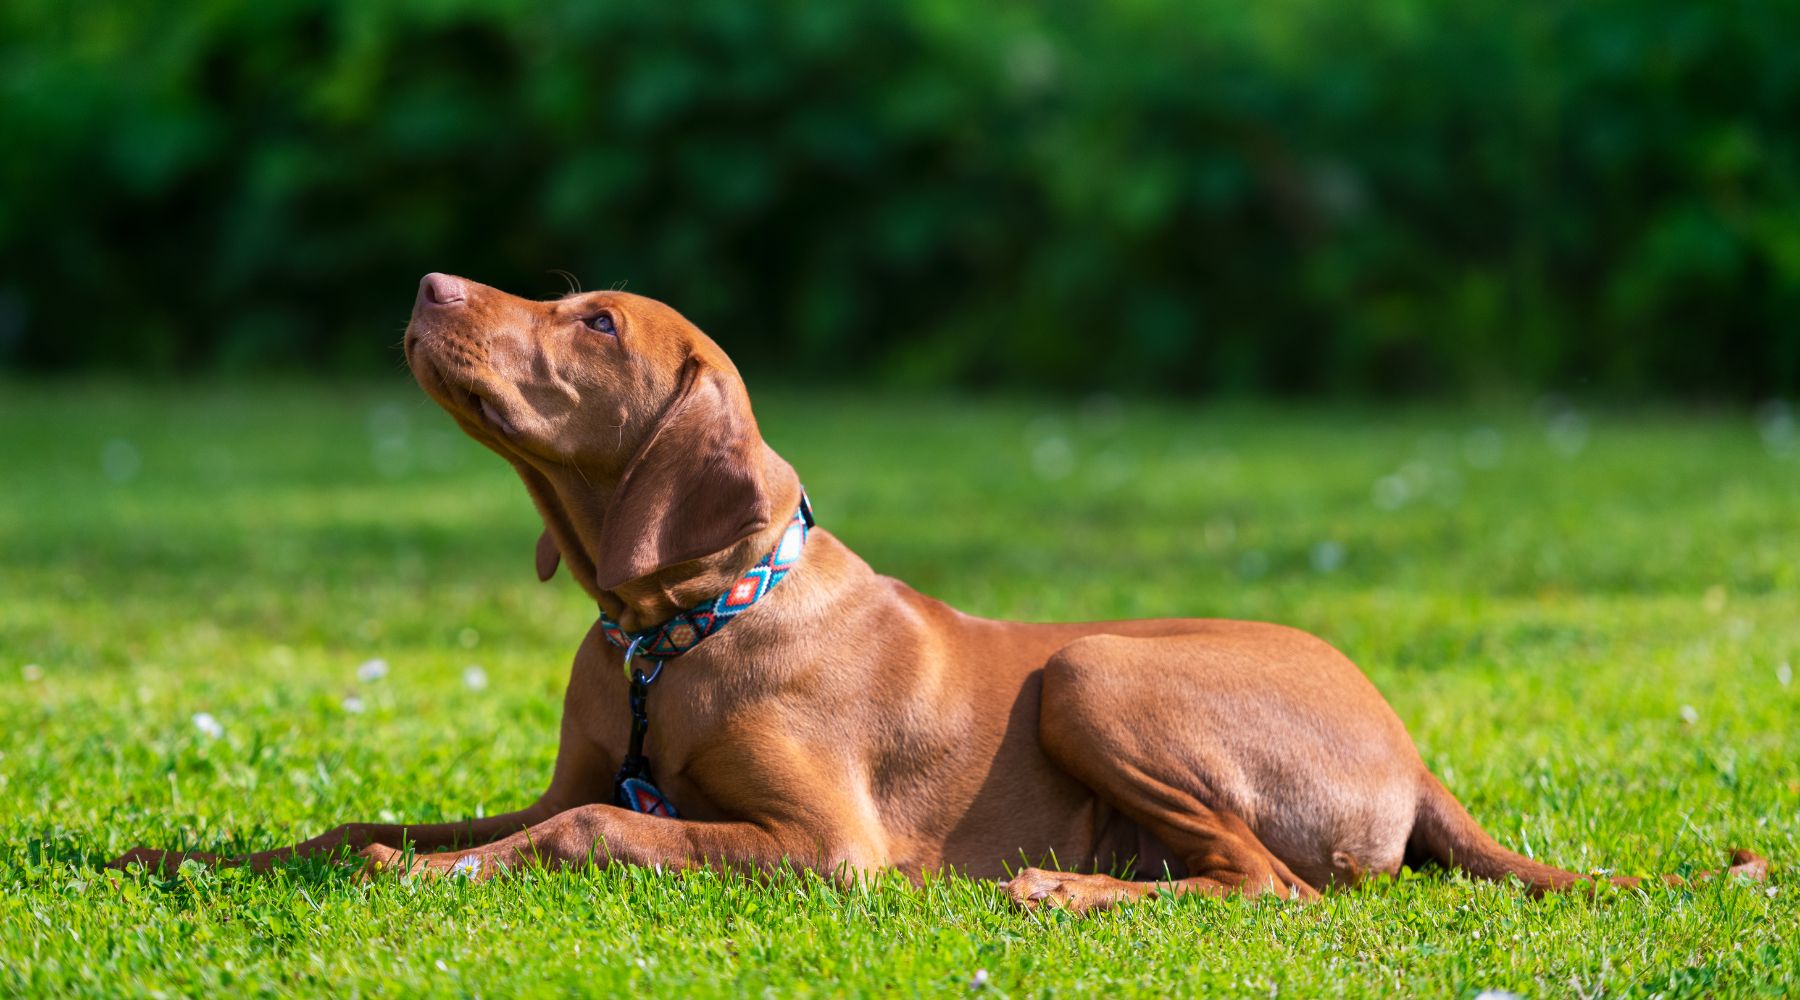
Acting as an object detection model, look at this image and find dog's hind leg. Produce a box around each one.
[1002,793,1318,914]
[1003,629,1421,914]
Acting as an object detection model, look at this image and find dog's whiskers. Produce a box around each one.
[550,269,582,296]
[565,455,595,490]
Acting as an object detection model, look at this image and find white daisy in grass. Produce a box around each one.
[356,658,389,683]
[463,665,489,691]
[191,712,223,739]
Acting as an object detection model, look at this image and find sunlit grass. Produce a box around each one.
[2,380,1796,996]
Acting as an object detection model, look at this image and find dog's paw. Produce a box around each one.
[106,847,222,873]
[355,843,420,878]
[1727,849,1769,882]
[356,844,505,881]
[1001,868,1142,916]
[107,846,168,872]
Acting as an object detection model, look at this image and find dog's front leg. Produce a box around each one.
[108,800,565,874]
[363,804,863,881]
[109,696,620,874]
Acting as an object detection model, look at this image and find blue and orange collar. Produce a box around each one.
[599,492,814,665]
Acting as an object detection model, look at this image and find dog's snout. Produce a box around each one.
[418,272,466,308]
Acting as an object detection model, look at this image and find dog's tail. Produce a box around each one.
[1404,770,1768,893]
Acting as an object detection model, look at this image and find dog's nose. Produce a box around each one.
[418,272,466,308]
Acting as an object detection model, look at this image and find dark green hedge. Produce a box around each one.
[3,0,1798,394]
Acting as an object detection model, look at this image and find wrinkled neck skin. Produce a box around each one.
[513,445,800,633]
[605,522,784,632]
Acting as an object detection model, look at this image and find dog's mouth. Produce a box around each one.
[407,339,517,441]
[474,393,517,438]
[444,377,517,440]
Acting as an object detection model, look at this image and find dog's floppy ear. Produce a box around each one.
[535,530,560,582]
[593,358,785,591]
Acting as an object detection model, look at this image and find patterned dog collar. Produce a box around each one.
[599,492,814,663]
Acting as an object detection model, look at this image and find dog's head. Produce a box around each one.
[403,273,799,606]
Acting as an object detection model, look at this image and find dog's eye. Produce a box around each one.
[584,313,618,336]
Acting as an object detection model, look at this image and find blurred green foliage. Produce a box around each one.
[3,0,1798,394]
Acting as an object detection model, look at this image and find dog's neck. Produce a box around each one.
[599,531,770,633]
[519,441,807,635]
[597,506,802,635]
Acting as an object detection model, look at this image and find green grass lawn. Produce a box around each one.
[2,380,1796,997]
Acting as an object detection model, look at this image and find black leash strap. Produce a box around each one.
[612,659,663,805]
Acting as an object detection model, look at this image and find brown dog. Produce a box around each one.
[112,274,1768,910]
